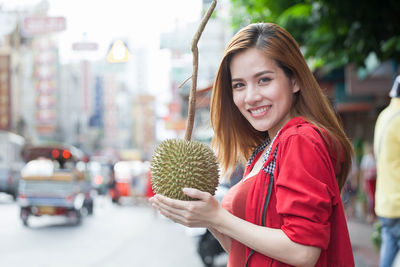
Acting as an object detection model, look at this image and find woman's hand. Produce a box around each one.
[149,188,221,228]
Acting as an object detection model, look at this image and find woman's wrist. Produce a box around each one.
[210,206,230,233]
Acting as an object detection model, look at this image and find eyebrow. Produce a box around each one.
[231,70,274,82]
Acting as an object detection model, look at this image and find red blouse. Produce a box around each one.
[221,174,257,267]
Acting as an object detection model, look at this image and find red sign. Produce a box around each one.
[33,37,58,137]
[36,95,56,108]
[23,16,66,36]
[36,80,55,93]
[0,55,10,130]
[36,109,56,122]
[36,125,56,135]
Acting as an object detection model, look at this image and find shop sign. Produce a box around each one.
[0,55,10,130]
[23,16,66,36]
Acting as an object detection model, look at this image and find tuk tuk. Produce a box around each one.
[18,144,93,226]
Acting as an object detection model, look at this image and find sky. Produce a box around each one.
[1,0,204,93]
[1,0,203,62]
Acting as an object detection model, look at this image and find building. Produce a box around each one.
[159,0,232,143]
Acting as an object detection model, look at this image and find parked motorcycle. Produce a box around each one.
[197,228,226,267]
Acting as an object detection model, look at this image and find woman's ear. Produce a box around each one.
[291,78,300,93]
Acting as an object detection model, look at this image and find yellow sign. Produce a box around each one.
[106,40,130,63]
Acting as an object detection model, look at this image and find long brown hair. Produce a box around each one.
[210,23,353,191]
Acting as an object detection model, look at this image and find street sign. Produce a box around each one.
[106,40,130,63]
[22,16,66,36]
[72,42,98,51]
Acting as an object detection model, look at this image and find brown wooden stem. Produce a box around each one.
[184,0,217,141]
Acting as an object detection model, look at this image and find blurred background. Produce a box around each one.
[0,0,399,266]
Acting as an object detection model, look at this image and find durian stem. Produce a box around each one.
[184,0,217,141]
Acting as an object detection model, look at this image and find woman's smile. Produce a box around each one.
[248,105,271,117]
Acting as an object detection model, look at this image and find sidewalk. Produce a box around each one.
[347,218,380,267]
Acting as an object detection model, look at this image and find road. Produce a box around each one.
[0,193,227,267]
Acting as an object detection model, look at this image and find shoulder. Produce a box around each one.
[274,119,339,189]
[382,106,400,137]
[378,104,400,123]
[279,119,324,147]
[275,118,334,163]
[391,108,400,124]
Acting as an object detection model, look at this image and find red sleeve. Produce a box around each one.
[276,131,337,249]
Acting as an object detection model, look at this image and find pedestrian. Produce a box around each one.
[107,161,119,203]
[150,23,354,266]
[145,169,155,198]
[359,141,376,224]
[342,154,359,218]
[373,75,400,267]
[228,163,245,187]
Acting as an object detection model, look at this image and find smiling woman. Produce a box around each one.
[150,22,355,267]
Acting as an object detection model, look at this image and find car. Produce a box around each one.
[0,131,25,200]
[87,157,112,195]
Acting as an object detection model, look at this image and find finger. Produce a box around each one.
[155,202,188,225]
[159,208,201,228]
[158,200,189,220]
[155,194,189,210]
[183,188,211,200]
[151,200,176,219]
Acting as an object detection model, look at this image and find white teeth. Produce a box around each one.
[250,106,270,114]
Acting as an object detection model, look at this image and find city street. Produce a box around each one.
[0,193,227,267]
[0,1,399,267]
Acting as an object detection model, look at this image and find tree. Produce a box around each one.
[230,0,400,71]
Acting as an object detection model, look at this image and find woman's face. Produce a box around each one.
[230,48,300,138]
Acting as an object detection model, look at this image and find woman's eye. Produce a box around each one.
[232,83,244,89]
[259,77,271,84]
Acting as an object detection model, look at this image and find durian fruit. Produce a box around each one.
[150,139,219,200]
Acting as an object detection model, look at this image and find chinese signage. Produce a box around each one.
[22,16,66,36]
[33,38,58,136]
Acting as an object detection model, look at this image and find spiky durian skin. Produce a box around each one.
[150,139,220,200]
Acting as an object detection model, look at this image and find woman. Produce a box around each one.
[150,23,354,266]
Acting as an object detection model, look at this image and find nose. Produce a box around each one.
[245,85,262,104]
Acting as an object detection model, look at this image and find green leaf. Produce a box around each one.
[277,3,311,25]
